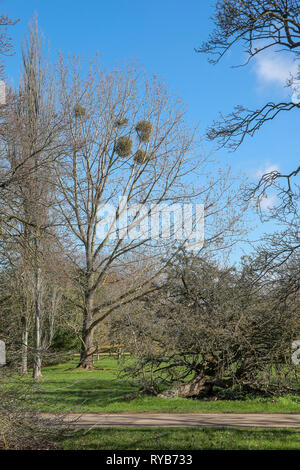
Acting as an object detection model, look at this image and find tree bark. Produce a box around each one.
[21,316,28,376]
[157,360,220,399]
[33,266,43,380]
[77,279,95,369]
[78,327,95,369]
[158,375,214,399]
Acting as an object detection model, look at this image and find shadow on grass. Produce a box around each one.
[59,427,300,450]
[8,360,300,414]
[28,372,136,411]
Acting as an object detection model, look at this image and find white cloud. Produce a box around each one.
[252,163,279,211]
[254,50,299,89]
[255,163,280,179]
[259,194,278,211]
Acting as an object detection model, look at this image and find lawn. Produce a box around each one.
[59,427,300,450]
[12,357,300,413]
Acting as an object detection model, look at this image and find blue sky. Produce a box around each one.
[3,0,298,261]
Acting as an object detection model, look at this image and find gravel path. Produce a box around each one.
[43,412,300,428]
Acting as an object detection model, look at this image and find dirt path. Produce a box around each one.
[43,412,300,428]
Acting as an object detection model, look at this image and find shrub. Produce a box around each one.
[51,327,80,352]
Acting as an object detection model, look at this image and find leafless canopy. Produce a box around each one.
[197,1,300,150]
[198,0,300,64]
[197,1,300,255]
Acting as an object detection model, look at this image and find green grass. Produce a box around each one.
[11,357,300,413]
[59,427,300,450]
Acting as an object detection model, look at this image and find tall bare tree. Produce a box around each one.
[55,57,245,368]
[0,19,65,378]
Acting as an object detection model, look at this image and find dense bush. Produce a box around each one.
[51,327,81,352]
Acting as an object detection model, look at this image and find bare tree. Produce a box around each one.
[55,56,245,368]
[0,19,65,379]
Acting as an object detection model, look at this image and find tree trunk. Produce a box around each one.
[33,310,43,380]
[158,375,214,399]
[117,347,123,361]
[77,284,95,369]
[33,266,43,380]
[158,360,219,399]
[78,327,95,369]
[21,316,28,376]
